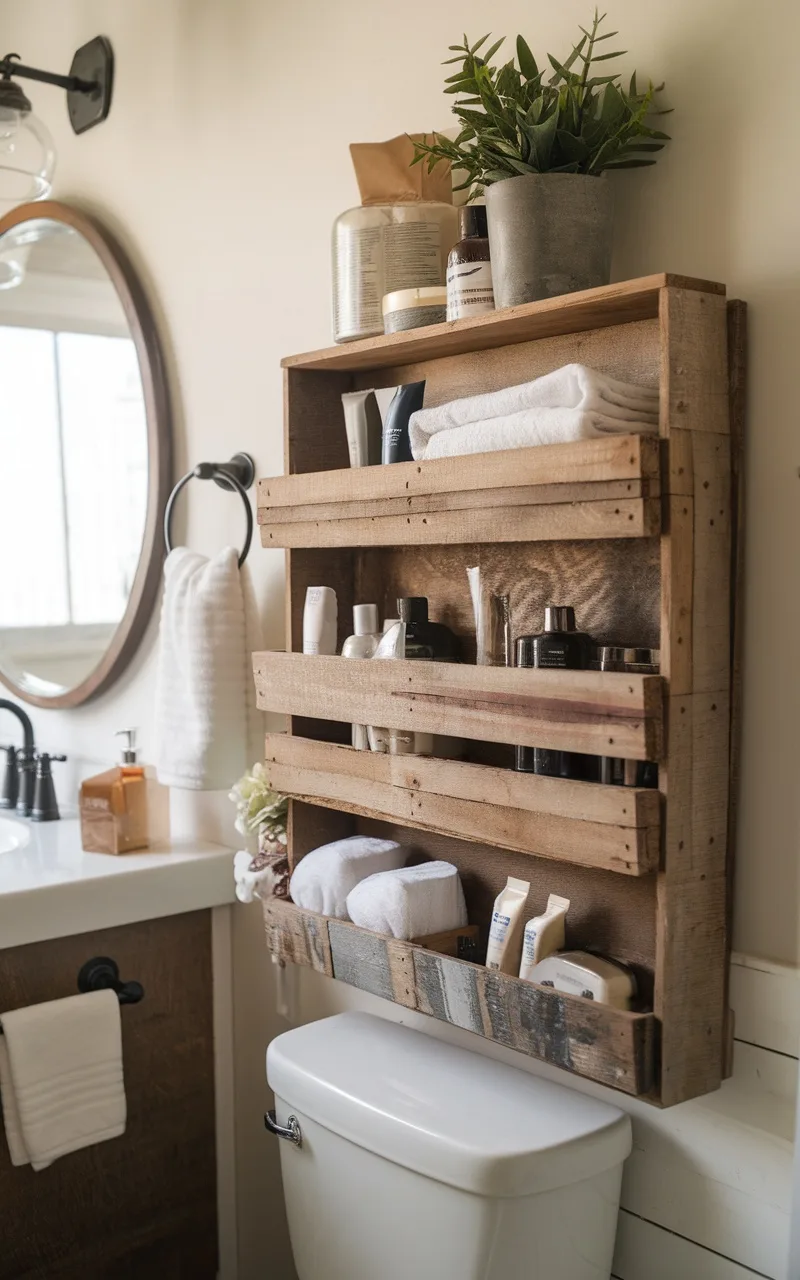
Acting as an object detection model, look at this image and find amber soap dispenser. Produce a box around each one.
[80,730,149,855]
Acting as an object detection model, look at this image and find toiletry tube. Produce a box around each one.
[485,876,530,974]
[342,389,382,467]
[519,893,570,981]
[382,380,426,464]
[302,587,338,655]
[367,622,406,752]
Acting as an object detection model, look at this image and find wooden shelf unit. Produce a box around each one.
[254,273,744,1107]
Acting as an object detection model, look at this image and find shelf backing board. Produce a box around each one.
[257,275,741,1107]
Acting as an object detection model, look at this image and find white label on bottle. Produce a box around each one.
[334,221,442,340]
[447,260,494,320]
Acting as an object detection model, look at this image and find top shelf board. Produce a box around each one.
[282,273,726,373]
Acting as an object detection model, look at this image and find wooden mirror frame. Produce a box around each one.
[0,200,172,709]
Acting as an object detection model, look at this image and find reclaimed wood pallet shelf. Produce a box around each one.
[258,434,661,547]
[254,273,746,1107]
[264,897,655,1097]
[263,734,660,876]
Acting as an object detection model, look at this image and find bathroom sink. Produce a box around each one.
[0,815,30,854]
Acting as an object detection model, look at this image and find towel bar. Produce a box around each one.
[164,451,255,567]
[0,955,143,1031]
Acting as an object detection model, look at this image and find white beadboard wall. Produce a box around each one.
[294,951,798,1280]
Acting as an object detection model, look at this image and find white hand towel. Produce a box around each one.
[415,406,657,462]
[155,547,264,790]
[409,363,658,460]
[0,990,125,1171]
[346,861,468,940]
[290,836,406,919]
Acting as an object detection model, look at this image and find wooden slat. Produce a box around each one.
[260,434,660,509]
[264,898,654,1095]
[254,653,663,761]
[262,498,660,548]
[656,285,731,1105]
[281,274,724,372]
[264,734,660,876]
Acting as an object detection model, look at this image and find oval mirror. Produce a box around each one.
[0,201,171,708]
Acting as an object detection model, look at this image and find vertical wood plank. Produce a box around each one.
[657,285,732,1104]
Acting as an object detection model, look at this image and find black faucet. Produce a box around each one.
[0,699,37,817]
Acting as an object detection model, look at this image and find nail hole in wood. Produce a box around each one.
[703,480,709,489]
[679,841,684,850]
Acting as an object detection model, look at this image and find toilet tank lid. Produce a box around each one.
[266,1013,631,1198]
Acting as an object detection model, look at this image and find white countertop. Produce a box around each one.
[0,815,237,950]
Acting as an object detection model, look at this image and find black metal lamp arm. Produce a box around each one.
[0,54,96,95]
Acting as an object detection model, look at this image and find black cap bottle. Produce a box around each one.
[397,597,460,662]
[515,607,594,777]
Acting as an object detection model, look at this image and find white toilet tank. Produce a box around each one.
[266,1012,631,1280]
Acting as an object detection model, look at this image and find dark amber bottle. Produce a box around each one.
[445,204,495,321]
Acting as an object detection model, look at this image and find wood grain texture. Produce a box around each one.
[261,434,660,509]
[0,912,216,1279]
[262,497,660,548]
[356,539,661,661]
[656,285,733,1105]
[254,652,664,761]
[281,274,724,372]
[264,734,660,875]
[726,301,747,992]
[264,899,654,1095]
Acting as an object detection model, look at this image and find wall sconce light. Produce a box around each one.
[0,36,114,208]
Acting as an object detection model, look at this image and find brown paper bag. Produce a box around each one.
[350,133,453,206]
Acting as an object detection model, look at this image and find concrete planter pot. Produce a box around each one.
[485,172,613,307]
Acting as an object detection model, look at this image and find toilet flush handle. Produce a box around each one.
[264,1110,302,1148]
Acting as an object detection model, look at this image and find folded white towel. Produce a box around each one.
[290,836,406,919]
[0,991,126,1170]
[155,547,264,790]
[417,406,656,462]
[346,861,468,940]
[409,363,658,460]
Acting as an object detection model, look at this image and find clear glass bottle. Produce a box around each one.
[332,203,458,343]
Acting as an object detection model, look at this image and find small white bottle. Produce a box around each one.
[342,604,381,749]
[519,894,571,981]
[303,586,338,655]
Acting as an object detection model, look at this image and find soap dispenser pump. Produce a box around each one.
[79,729,149,855]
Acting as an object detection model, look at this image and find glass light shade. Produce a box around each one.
[0,104,56,211]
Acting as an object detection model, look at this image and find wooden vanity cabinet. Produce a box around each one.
[0,910,217,1279]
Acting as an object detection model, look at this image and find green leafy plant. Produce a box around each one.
[229,762,287,844]
[412,9,670,193]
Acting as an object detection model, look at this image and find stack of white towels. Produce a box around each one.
[289,836,468,940]
[408,363,659,462]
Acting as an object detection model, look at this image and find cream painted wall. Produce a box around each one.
[0,0,798,1276]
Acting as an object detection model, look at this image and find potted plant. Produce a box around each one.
[413,9,670,307]
[229,763,289,903]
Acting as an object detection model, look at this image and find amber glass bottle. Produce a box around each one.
[446,204,495,321]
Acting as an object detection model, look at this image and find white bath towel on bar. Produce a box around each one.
[413,406,657,462]
[155,547,264,790]
[409,363,658,460]
[0,991,125,1170]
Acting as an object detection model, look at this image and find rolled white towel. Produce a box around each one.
[409,363,658,460]
[346,861,468,940]
[290,836,406,919]
[418,406,656,462]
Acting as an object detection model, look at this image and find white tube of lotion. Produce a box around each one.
[519,893,570,981]
[485,876,530,974]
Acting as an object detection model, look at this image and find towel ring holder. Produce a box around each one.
[164,452,255,568]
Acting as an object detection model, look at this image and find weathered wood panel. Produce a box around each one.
[254,653,663,761]
[264,734,660,875]
[281,274,724,372]
[264,898,654,1096]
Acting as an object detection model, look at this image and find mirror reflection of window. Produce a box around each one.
[0,327,146,631]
